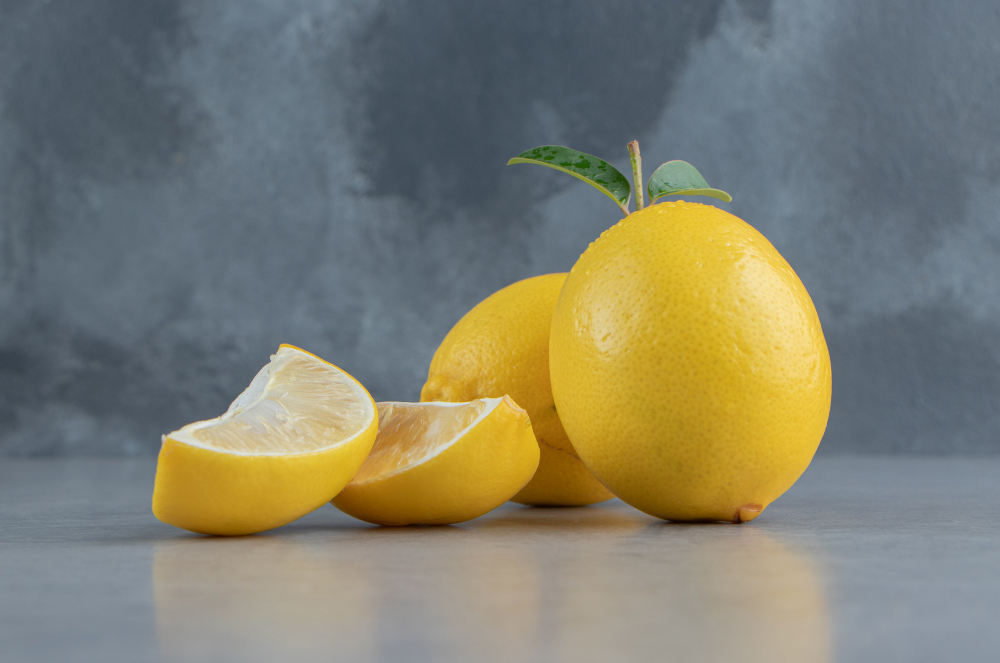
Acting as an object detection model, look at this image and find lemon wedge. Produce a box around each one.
[332,396,539,526]
[152,345,378,536]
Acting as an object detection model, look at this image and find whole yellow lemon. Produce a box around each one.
[550,201,831,522]
[421,274,613,506]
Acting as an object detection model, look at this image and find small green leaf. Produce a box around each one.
[647,160,732,204]
[508,145,631,215]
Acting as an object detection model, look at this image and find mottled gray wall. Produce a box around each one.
[1,0,998,456]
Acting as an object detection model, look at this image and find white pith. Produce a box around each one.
[165,346,375,456]
[347,397,505,485]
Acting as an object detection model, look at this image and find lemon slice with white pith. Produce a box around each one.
[152,345,378,536]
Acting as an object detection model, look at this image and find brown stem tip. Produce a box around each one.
[733,503,763,524]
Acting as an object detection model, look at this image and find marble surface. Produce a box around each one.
[1,457,998,663]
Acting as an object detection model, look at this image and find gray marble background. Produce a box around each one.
[1,0,998,456]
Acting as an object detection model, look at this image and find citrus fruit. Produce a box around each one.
[152,344,378,535]
[332,397,539,525]
[420,274,613,506]
[550,201,832,523]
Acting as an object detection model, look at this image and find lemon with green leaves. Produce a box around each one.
[511,142,831,523]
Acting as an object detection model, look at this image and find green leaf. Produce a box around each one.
[647,160,732,204]
[508,145,631,215]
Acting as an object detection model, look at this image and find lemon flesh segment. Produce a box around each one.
[152,345,378,536]
[421,273,612,506]
[333,397,540,526]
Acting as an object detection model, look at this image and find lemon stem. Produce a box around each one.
[627,140,644,212]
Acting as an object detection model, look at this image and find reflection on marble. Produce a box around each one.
[543,524,830,663]
[153,537,379,661]
[2,458,1000,662]
[153,529,545,662]
[149,497,829,663]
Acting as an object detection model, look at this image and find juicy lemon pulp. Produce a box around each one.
[170,346,374,455]
[350,400,492,484]
[152,345,378,536]
[333,397,539,526]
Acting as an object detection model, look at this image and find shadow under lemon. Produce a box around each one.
[474,501,654,535]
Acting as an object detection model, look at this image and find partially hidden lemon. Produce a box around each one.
[152,345,378,536]
[421,274,613,506]
[550,201,832,523]
[333,397,539,525]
